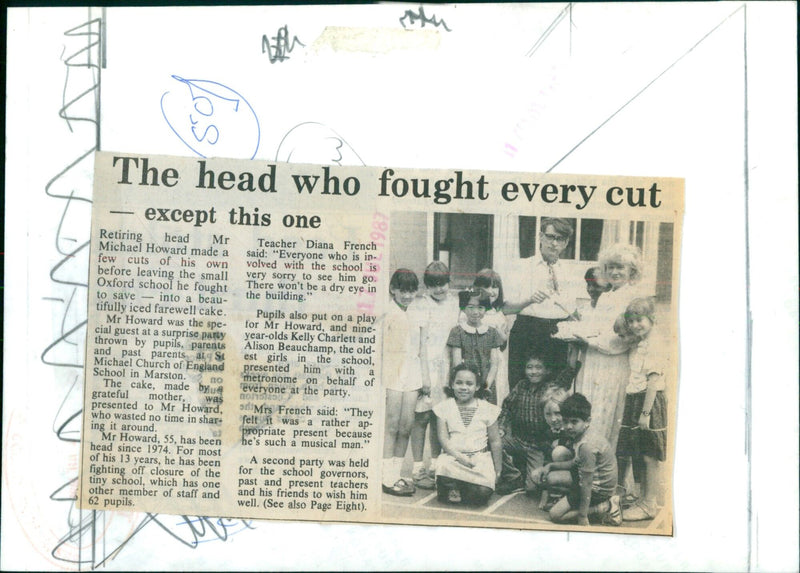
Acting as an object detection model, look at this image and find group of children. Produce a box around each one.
[382,263,667,527]
[382,263,504,497]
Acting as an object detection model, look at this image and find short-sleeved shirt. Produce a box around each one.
[498,380,558,446]
[572,430,617,497]
[433,398,501,489]
[446,324,503,387]
[381,299,423,392]
[410,292,460,364]
[627,332,667,394]
[433,398,500,453]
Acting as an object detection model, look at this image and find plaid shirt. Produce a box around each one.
[499,380,557,446]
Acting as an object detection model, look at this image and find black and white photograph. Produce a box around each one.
[382,211,676,534]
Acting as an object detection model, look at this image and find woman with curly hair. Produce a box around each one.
[555,243,645,450]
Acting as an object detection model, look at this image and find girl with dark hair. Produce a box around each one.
[432,363,502,506]
[382,269,427,496]
[471,268,511,403]
[448,288,503,403]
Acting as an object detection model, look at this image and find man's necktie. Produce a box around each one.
[548,263,559,293]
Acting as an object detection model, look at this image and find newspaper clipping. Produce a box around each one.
[79,151,682,534]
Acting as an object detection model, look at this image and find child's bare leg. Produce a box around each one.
[546,470,572,490]
[383,390,403,458]
[642,455,662,509]
[551,445,573,463]
[540,466,572,510]
[617,455,630,489]
[632,454,646,485]
[383,390,407,488]
[410,411,430,462]
[622,455,661,521]
[549,496,576,523]
[550,495,613,524]
[392,390,417,458]
[631,455,645,500]
[410,410,436,488]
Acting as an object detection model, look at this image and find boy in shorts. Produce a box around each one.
[546,393,622,526]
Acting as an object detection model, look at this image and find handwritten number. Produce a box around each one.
[193,96,214,116]
[191,124,220,145]
[162,76,261,158]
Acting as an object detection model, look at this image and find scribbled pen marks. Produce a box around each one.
[399,6,452,32]
[42,14,107,569]
[35,13,259,568]
[262,25,305,63]
[48,511,255,568]
[152,516,256,548]
[160,76,261,160]
[276,122,365,166]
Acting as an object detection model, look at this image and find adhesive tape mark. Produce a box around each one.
[311,27,441,54]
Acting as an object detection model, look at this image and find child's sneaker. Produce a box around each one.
[413,468,435,490]
[603,495,623,526]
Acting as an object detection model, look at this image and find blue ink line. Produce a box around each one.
[160,76,261,159]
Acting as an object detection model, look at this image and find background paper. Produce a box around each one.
[4,3,797,571]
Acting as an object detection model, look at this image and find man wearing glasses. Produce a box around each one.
[504,217,576,391]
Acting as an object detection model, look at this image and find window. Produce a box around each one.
[433,213,493,289]
[579,219,604,261]
[518,216,537,258]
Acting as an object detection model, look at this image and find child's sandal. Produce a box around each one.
[622,501,655,521]
[382,478,416,497]
[621,492,639,509]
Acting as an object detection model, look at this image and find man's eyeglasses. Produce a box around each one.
[541,233,568,244]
